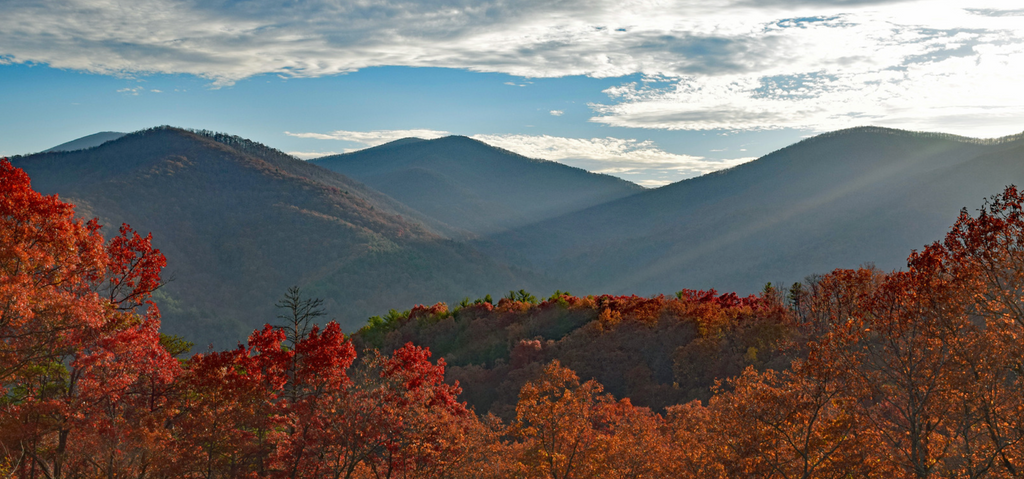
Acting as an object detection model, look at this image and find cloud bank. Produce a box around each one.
[4,0,1024,134]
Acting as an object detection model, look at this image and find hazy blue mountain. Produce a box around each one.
[13,127,548,348]
[18,124,1024,347]
[486,127,1024,296]
[44,131,126,152]
[312,136,644,235]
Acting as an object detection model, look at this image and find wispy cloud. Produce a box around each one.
[966,7,1024,16]
[589,12,1024,137]
[549,110,564,116]
[285,129,450,150]
[287,151,342,160]
[1,2,1016,80]
[35,0,1004,133]
[635,178,679,188]
[116,86,144,95]
[469,134,754,184]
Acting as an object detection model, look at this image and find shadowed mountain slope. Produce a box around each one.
[312,136,644,235]
[487,127,1024,295]
[12,127,547,347]
[44,131,126,153]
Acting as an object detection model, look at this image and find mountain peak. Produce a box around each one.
[15,126,539,347]
[432,135,477,143]
[802,126,1024,146]
[313,134,642,235]
[376,137,428,149]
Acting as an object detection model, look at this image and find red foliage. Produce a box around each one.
[597,294,666,325]
[675,288,760,308]
[408,302,449,321]
[0,158,178,478]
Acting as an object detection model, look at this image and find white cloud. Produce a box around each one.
[588,13,1024,137]
[24,0,1009,133]
[469,134,754,183]
[287,151,341,159]
[549,110,564,116]
[284,129,450,150]
[2,1,1017,81]
[635,178,676,188]
[470,134,702,166]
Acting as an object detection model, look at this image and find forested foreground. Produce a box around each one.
[7,155,1024,479]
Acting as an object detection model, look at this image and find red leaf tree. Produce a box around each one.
[0,158,178,478]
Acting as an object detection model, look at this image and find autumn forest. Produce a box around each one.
[7,141,1024,479]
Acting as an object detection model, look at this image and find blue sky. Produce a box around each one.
[2,0,1023,186]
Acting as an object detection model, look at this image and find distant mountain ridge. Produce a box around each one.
[805,126,1024,146]
[13,127,548,347]
[485,126,1024,295]
[313,136,643,235]
[17,124,1024,348]
[183,129,468,239]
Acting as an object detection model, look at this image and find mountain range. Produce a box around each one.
[12,128,550,346]
[312,136,643,236]
[11,125,1024,347]
[484,127,1024,295]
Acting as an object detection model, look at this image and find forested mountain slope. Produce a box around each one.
[12,127,546,347]
[313,136,643,235]
[487,127,1024,295]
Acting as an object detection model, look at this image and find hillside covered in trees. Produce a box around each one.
[10,128,548,347]
[15,126,1024,351]
[9,150,1024,477]
[313,136,642,236]
[353,289,794,418]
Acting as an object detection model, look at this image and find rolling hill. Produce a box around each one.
[12,127,548,347]
[312,136,643,235]
[485,127,1024,295]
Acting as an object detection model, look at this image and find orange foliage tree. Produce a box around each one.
[663,186,1024,478]
[496,361,668,479]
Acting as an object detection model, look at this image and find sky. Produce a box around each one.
[2,0,1023,187]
